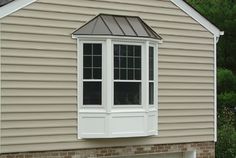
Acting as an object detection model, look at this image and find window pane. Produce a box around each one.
[135,58,141,68]
[120,45,127,56]
[114,69,119,79]
[114,57,119,68]
[128,69,134,80]
[93,68,101,79]
[135,69,141,80]
[135,46,141,57]
[128,57,134,68]
[83,82,101,105]
[84,44,92,55]
[114,82,141,105]
[83,56,92,67]
[149,47,154,80]
[120,69,126,80]
[93,56,102,67]
[120,57,127,68]
[93,44,102,55]
[83,68,92,79]
[114,45,119,56]
[149,82,154,105]
[128,45,134,56]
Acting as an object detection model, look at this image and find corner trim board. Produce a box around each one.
[170,0,222,37]
[0,20,2,154]
[76,38,81,140]
[214,36,217,142]
[0,0,36,19]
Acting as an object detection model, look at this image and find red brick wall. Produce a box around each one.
[0,142,215,158]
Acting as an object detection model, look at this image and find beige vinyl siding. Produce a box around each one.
[0,0,215,153]
[0,21,2,154]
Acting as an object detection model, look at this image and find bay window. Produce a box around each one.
[72,14,162,138]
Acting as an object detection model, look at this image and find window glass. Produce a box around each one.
[149,47,154,81]
[149,46,154,105]
[83,44,102,79]
[83,43,102,105]
[83,68,92,79]
[114,82,141,105]
[83,82,101,105]
[114,44,141,80]
[149,82,154,105]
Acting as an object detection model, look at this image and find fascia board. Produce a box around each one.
[0,0,36,19]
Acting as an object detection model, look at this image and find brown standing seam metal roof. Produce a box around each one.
[0,0,14,7]
[73,14,162,40]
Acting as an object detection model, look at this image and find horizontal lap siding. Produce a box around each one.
[0,0,214,153]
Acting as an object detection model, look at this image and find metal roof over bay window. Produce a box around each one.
[73,14,162,40]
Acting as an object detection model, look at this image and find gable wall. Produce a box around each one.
[0,0,214,153]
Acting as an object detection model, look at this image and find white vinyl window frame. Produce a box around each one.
[76,36,159,138]
[78,40,106,109]
[111,41,144,109]
[149,44,158,108]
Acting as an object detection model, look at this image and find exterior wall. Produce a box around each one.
[0,0,215,153]
[0,142,215,158]
[0,21,2,154]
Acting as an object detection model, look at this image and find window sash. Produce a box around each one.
[81,42,104,107]
[113,44,142,81]
[149,46,155,105]
[113,43,143,106]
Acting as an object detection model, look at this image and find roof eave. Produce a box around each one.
[0,0,36,19]
[72,34,163,43]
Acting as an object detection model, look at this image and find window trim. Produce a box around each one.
[78,40,106,109]
[77,36,159,138]
[112,41,144,108]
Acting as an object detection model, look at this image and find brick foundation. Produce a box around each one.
[0,142,215,158]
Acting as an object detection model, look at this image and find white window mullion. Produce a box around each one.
[105,39,112,113]
[154,43,159,135]
[78,40,83,109]
[77,39,82,139]
[154,44,158,111]
[143,41,149,111]
[105,39,112,136]
[143,41,149,135]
